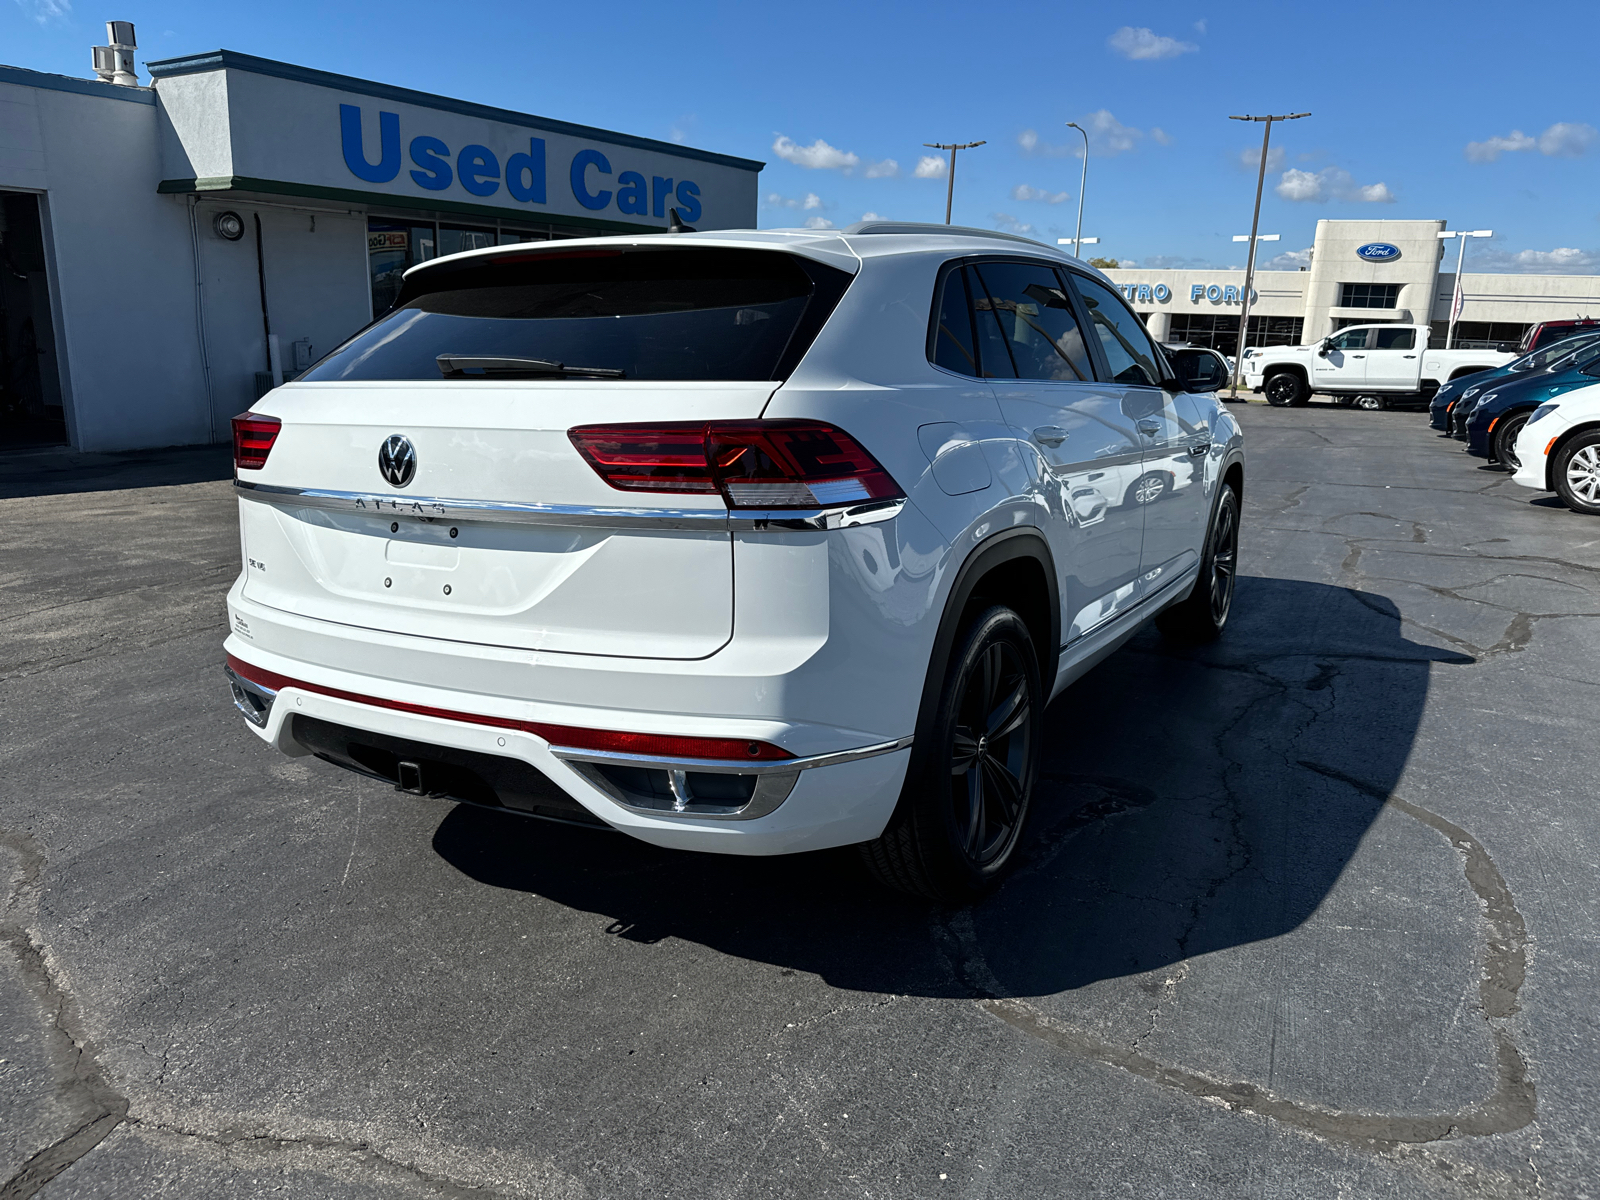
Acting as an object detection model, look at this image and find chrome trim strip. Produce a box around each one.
[549,734,914,776]
[234,480,904,532]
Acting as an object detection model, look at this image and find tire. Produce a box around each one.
[1125,470,1170,507]
[1492,411,1531,470]
[1156,482,1240,643]
[1264,372,1305,407]
[1553,431,1600,515]
[861,606,1042,904]
[1354,394,1387,411]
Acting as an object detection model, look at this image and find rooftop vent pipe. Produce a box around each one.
[91,22,139,86]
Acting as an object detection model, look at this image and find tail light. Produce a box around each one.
[569,420,901,509]
[232,412,281,470]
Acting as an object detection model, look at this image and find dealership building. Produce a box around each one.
[0,29,760,452]
[1102,218,1600,354]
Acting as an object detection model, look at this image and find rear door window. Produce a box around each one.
[305,246,853,383]
[968,262,1093,382]
[1374,327,1416,350]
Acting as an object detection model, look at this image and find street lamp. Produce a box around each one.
[1437,229,1493,349]
[1066,121,1090,262]
[1227,111,1310,397]
[1057,236,1099,256]
[923,140,986,224]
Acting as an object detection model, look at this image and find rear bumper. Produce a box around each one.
[224,582,914,854]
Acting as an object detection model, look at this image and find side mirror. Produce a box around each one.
[1316,342,1332,358]
[1165,348,1229,392]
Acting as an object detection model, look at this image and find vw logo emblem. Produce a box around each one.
[378,435,416,488]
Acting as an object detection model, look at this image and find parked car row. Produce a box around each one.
[1427,328,1600,514]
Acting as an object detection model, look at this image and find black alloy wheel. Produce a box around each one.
[1265,372,1304,407]
[861,605,1042,903]
[1157,482,1240,642]
[1493,412,1531,470]
[948,638,1034,869]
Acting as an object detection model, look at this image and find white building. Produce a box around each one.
[0,29,760,452]
[1103,218,1600,354]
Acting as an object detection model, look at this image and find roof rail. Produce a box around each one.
[840,221,1053,248]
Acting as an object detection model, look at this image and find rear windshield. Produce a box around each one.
[304,246,853,383]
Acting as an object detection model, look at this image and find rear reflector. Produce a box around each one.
[225,654,794,761]
[569,420,902,509]
[232,412,281,470]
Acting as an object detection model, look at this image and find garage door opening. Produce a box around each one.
[0,192,66,449]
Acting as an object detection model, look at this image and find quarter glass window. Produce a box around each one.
[968,270,1017,379]
[931,266,979,376]
[1073,275,1162,387]
[1373,327,1415,350]
[969,262,1092,382]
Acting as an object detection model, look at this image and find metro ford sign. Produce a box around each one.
[1356,242,1402,262]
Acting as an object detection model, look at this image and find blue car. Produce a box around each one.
[1430,330,1600,431]
[1465,342,1600,467]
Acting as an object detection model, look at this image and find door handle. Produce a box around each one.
[1188,442,1210,457]
[1032,425,1068,446]
[1352,354,1366,358]
[1136,419,1161,436]
[1403,354,1417,359]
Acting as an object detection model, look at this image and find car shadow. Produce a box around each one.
[0,444,233,500]
[431,576,1469,998]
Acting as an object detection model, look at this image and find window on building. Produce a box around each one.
[1338,283,1401,309]
[438,225,496,257]
[1167,313,1304,350]
[1428,321,1530,350]
[368,220,439,316]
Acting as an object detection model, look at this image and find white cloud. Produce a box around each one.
[803,216,835,230]
[765,192,826,210]
[1466,122,1598,162]
[19,0,70,22]
[1475,246,1598,273]
[1275,166,1394,203]
[1142,254,1223,270]
[1194,19,1207,34]
[1239,145,1286,173]
[772,135,860,171]
[1262,247,1313,270]
[1021,111,1146,159]
[913,155,948,179]
[860,212,881,222]
[1084,109,1142,155]
[991,213,1038,237]
[1538,122,1597,157]
[1151,127,1173,146]
[863,159,900,178]
[1107,26,1198,60]
[1011,183,1071,204]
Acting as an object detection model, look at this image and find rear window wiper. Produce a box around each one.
[436,354,626,379]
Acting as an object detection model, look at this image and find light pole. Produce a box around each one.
[1066,121,1090,261]
[1057,236,1099,256]
[1437,229,1493,349]
[1228,234,1278,371]
[923,140,986,224]
[1227,111,1309,397]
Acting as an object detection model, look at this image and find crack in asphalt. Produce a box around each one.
[972,773,1536,1151]
[0,831,129,1200]
[0,828,566,1200]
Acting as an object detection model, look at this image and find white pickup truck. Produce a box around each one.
[1242,323,1516,410]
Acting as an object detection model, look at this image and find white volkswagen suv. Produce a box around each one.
[224,222,1244,902]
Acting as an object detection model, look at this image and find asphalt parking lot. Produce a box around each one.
[2,401,1597,1199]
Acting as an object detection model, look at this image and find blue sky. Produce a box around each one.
[7,0,1599,272]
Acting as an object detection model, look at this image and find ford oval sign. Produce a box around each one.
[1356,242,1402,262]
